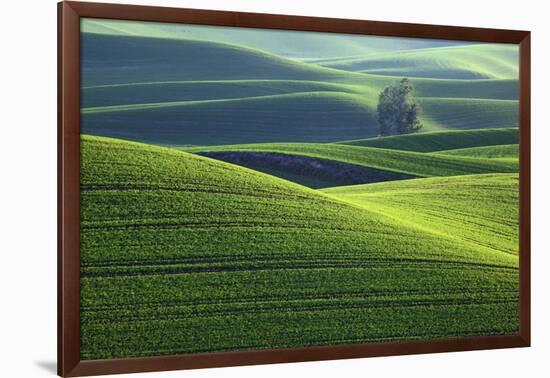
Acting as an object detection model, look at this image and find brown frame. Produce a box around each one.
[58,1,531,376]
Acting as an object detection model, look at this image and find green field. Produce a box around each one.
[79,19,520,361]
[312,44,518,79]
[436,144,519,159]
[82,92,377,145]
[81,80,367,108]
[80,29,519,145]
[82,92,518,145]
[82,18,468,59]
[81,136,518,359]
[82,77,518,107]
[339,128,518,152]
[322,174,519,255]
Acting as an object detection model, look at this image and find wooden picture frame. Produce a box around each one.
[58,1,531,376]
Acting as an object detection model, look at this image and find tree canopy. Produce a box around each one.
[377,78,423,136]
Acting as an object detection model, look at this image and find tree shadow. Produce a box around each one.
[35,361,57,375]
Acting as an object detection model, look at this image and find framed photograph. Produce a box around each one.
[58,1,530,376]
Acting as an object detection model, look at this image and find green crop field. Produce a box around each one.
[78,18,521,361]
[417,97,519,131]
[339,128,519,152]
[321,174,519,255]
[80,27,519,145]
[81,92,518,145]
[82,18,469,59]
[436,144,519,159]
[312,44,518,79]
[81,136,518,359]
[81,80,368,108]
[82,92,377,145]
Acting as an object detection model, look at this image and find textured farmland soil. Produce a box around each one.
[80,136,519,360]
[197,151,414,188]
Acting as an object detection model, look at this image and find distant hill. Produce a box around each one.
[82,18,471,59]
[82,92,518,146]
[339,128,519,152]
[81,33,360,86]
[82,92,376,145]
[82,78,518,109]
[313,44,519,79]
[436,144,518,159]
[80,32,519,146]
[81,80,364,108]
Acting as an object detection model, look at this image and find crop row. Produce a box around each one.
[81,301,518,359]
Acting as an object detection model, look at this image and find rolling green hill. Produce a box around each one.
[436,144,519,159]
[322,174,518,255]
[314,44,518,79]
[418,98,518,131]
[82,93,518,146]
[82,92,378,145]
[82,77,519,110]
[81,80,367,108]
[78,18,521,361]
[187,142,518,177]
[339,128,519,152]
[81,32,519,101]
[80,32,519,145]
[82,18,469,59]
[81,33,374,86]
[81,135,518,359]
[411,79,518,101]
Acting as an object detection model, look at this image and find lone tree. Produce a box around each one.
[377,78,422,136]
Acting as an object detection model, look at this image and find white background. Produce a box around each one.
[1,0,548,376]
